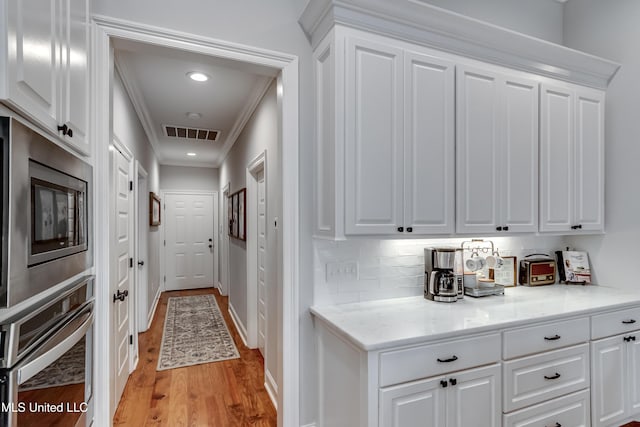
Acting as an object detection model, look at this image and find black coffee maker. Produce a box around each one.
[424,247,463,302]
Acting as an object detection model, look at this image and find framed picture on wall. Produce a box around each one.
[228,192,234,237]
[238,189,246,241]
[149,192,161,226]
[229,188,246,241]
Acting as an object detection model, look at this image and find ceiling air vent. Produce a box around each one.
[163,125,220,142]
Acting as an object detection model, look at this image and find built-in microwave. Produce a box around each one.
[0,116,92,308]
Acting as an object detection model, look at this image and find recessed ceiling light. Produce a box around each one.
[186,112,202,120]
[186,71,209,82]
[187,152,197,157]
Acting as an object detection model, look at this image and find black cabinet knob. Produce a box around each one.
[440,380,448,388]
[406,227,413,233]
[67,128,73,138]
[57,124,68,135]
[503,226,509,231]
[496,226,503,231]
[449,378,457,386]
[397,227,404,232]
[137,260,144,266]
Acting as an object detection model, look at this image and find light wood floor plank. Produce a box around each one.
[114,288,276,426]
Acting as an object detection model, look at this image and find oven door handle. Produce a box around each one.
[16,303,94,385]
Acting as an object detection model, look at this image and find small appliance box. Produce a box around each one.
[519,254,557,286]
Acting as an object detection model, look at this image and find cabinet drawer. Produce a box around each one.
[379,333,500,387]
[503,389,590,427]
[591,306,640,339]
[503,343,589,412]
[503,317,589,359]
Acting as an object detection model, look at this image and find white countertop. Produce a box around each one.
[310,285,640,351]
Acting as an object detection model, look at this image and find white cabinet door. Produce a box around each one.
[447,364,501,427]
[540,84,574,232]
[456,66,500,233]
[574,88,604,232]
[627,334,640,416]
[403,52,455,235]
[501,77,538,233]
[345,37,404,235]
[59,0,89,153]
[380,376,446,427]
[591,335,626,426]
[3,0,59,130]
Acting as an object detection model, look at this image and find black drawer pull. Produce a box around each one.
[544,334,561,341]
[437,355,458,363]
[622,319,637,324]
[545,423,561,427]
[544,373,561,380]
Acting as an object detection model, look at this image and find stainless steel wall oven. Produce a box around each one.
[0,116,92,308]
[0,276,94,427]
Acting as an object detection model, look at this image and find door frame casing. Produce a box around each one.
[246,150,267,350]
[134,161,152,333]
[92,16,300,426]
[160,190,218,292]
[220,182,231,296]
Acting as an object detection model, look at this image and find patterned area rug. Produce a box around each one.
[157,294,240,371]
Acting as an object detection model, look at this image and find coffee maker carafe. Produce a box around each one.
[424,247,463,302]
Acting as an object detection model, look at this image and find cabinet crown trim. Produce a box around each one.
[299,0,620,89]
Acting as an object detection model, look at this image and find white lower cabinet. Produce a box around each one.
[591,330,640,426]
[380,364,501,427]
[503,389,590,427]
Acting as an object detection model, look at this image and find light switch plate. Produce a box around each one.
[326,261,359,282]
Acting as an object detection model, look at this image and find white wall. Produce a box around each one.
[160,165,219,191]
[421,0,564,44]
[563,0,638,288]
[218,80,281,401]
[113,70,162,322]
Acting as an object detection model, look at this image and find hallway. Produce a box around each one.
[113,288,277,426]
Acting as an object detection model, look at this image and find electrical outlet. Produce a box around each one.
[326,261,359,282]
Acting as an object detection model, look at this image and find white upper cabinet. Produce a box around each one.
[540,84,604,233]
[403,52,455,235]
[0,0,90,155]
[344,37,404,235]
[456,66,538,234]
[315,29,455,238]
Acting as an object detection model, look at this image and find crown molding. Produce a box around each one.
[215,75,273,167]
[113,56,164,162]
[299,0,620,89]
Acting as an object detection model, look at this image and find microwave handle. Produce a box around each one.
[16,304,93,385]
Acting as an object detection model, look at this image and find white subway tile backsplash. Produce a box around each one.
[313,236,568,306]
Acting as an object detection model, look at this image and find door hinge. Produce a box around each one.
[164,275,166,283]
[129,181,133,191]
[164,240,166,246]
[129,335,133,345]
[129,258,133,268]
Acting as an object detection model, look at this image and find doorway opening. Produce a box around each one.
[93,16,299,427]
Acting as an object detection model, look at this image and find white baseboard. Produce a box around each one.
[147,288,161,330]
[265,368,278,410]
[228,302,248,347]
[300,423,316,427]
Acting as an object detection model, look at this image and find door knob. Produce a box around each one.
[209,244,213,249]
[113,290,129,303]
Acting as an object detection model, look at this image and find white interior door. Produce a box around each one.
[257,169,267,356]
[112,147,132,408]
[165,193,215,291]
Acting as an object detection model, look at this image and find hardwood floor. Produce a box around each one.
[113,288,276,426]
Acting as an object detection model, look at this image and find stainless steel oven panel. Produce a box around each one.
[2,303,93,427]
[1,118,9,313]
[2,116,92,308]
[0,276,93,369]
